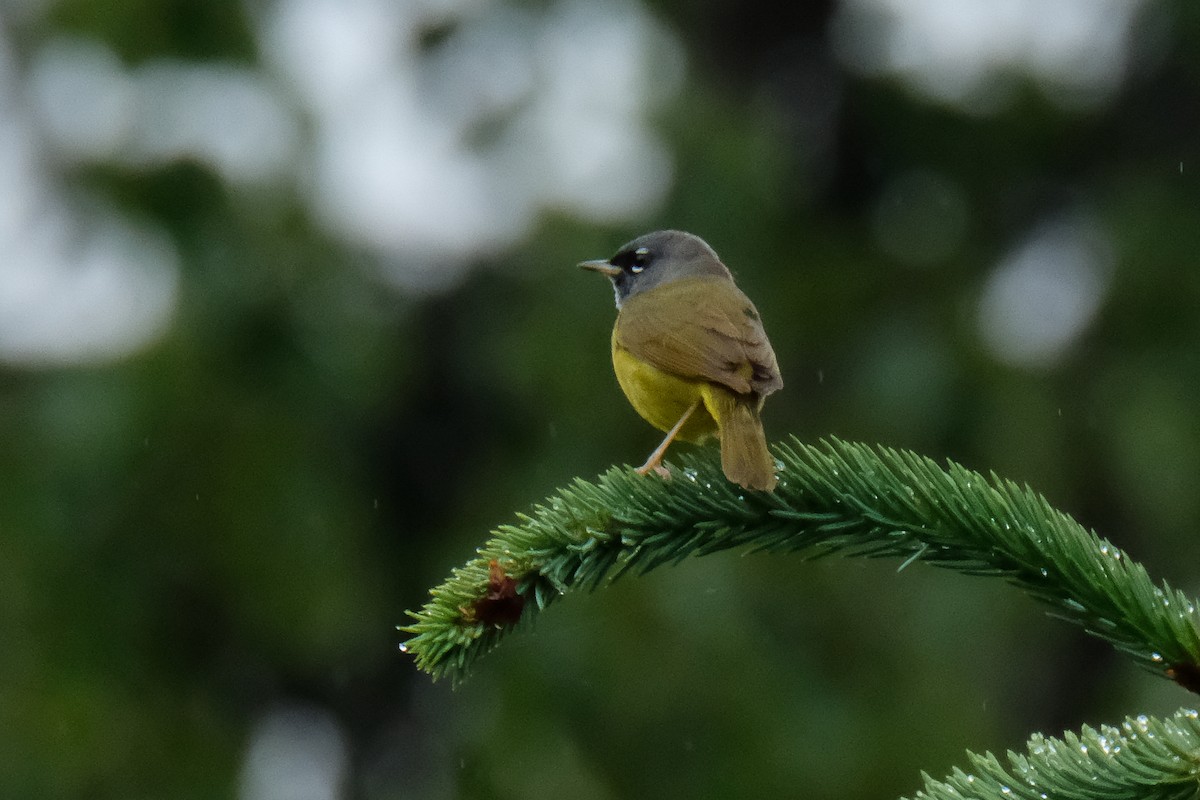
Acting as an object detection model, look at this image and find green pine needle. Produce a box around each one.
[908,708,1200,800]
[400,437,1200,690]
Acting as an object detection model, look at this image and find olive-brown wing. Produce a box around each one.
[615,276,782,398]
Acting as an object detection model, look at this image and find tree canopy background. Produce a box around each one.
[1,1,1198,798]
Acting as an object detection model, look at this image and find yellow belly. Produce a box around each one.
[612,341,719,443]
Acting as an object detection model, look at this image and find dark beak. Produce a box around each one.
[578,259,622,278]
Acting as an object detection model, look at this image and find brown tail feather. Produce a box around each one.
[708,390,776,492]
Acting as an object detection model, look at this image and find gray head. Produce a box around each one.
[579,230,733,308]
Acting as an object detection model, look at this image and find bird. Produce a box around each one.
[580,230,783,491]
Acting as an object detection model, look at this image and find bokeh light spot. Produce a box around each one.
[977,213,1113,367]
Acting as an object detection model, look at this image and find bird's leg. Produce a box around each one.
[636,398,701,479]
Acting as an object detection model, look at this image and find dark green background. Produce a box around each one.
[3,1,1199,798]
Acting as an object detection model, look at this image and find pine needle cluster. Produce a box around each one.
[401,437,1200,799]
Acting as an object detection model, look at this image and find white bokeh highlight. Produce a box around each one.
[29,39,299,183]
[833,0,1147,110]
[0,41,179,365]
[0,0,684,364]
[238,704,349,800]
[262,0,681,289]
[977,213,1114,367]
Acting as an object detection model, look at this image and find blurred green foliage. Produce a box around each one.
[2,0,1199,798]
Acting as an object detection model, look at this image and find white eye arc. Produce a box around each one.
[630,246,650,274]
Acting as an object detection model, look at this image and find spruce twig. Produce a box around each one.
[908,708,1200,800]
[402,437,1200,798]
[401,437,1200,691]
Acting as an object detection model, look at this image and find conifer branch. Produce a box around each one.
[400,437,1200,691]
[907,708,1200,800]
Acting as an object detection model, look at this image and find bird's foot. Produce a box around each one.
[634,460,672,480]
